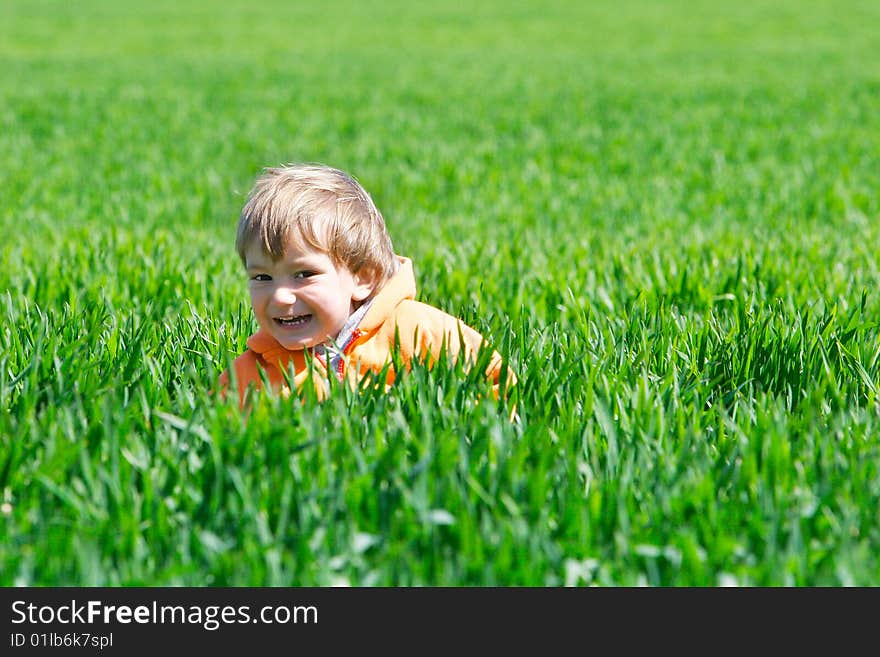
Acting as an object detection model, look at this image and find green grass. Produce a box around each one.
[1,0,879,585]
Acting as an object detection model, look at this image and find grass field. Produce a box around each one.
[1,0,879,586]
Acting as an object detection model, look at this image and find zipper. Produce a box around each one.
[337,328,365,376]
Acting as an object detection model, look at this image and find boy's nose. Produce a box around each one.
[272,285,297,304]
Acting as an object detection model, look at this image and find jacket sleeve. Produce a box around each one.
[217,349,263,408]
[395,301,517,399]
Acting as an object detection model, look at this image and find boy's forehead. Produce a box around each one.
[244,230,327,264]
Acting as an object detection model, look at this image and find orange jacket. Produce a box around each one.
[218,257,514,407]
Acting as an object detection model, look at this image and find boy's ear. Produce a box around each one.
[351,270,378,302]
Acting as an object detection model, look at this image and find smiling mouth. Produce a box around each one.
[274,314,311,327]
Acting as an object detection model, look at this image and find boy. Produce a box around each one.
[218,163,514,407]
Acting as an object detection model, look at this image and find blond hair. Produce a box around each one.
[236,163,398,285]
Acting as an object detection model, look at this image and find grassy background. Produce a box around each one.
[1,0,879,585]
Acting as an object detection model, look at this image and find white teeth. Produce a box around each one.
[276,315,309,326]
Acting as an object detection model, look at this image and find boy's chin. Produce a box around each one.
[263,323,319,351]
[264,327,312,350]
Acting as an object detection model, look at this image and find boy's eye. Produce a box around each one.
[293,271,316,279]
[251,274,271,282]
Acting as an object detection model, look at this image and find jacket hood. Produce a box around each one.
[359,256,417,332]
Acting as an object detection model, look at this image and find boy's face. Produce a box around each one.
[244,237,375,351]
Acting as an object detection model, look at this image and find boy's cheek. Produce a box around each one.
[247,295,264,322]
